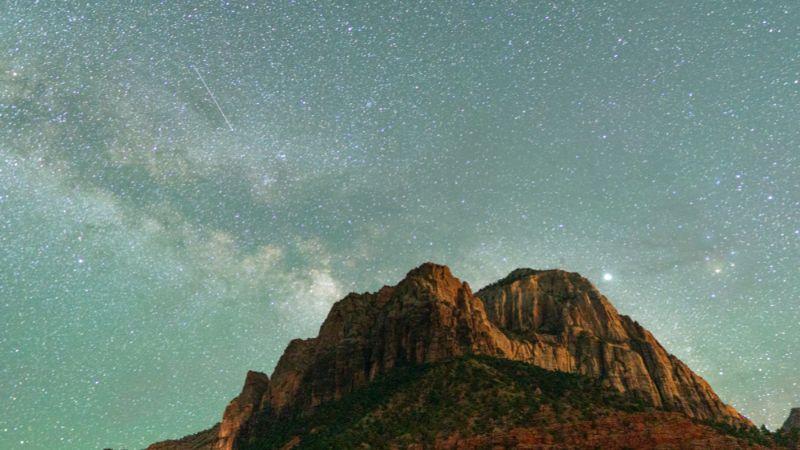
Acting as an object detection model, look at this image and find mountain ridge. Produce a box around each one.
[146,262,757,450]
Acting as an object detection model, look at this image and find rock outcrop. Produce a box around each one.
[148,263,752,450]
[476,268,746,424]
[144,372,269,450]
[783,408,800,432]
[216,371,269,450]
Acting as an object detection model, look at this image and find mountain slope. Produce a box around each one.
[244,356,762,450]
[146,263,754,450]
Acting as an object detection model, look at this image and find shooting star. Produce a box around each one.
[192,65,234,132]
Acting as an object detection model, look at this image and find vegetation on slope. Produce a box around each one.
[707,421,800,449]
[245,355,649,449]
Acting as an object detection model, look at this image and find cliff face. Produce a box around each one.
[147,263,751,450]
[216,371,270,450]
[255,263,510,424]
[475,268,745,424]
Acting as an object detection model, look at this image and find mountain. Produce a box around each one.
[147,262,763,450]
[781,408,800,449]
[783,408,800,433]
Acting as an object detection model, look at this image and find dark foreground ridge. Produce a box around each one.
[145,262,798,450]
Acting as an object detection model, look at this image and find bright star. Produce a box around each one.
[603,273,613,281]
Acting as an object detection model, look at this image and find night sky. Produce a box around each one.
[2,2,799,449]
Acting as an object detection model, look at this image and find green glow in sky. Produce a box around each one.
[1,2,798,448]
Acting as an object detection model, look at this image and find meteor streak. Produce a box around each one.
[192,65,234,132]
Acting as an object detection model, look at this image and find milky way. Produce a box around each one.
[1,2,798,448]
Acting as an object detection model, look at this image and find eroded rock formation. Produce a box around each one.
[476,268,745,424]
[148,263,751,450]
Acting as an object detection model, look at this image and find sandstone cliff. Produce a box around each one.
[147,262,752,450]
[476,268,745,424]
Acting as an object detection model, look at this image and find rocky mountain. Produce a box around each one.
[476,268,745,423]
[147,262,759,450]
[781,408,800,449]
[207,356,769,450]
[783,408,800,433]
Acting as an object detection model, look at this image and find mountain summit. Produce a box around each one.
[147,262,755,450]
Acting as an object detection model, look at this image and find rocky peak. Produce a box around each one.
[783,408,800,432]
[148,262,753,450]
[210,261,493,443]
[395,261,472,305]
[476,269,747,424]
[477,268,627,341]
[403,261,456,281]
[215,371,269,450]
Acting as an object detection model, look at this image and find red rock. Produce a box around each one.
[431,411,771,450]
[477,268,749,424]
[217,371,269,450]
[147,263,753,449]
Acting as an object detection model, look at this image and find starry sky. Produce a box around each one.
[1,1,798,449]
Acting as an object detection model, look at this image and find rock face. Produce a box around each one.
[783,408,800,432]
[144,372,269,450]
[216,371,269,450]
[148,263,751,450]
[476,268,745,424]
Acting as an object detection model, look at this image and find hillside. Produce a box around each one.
[244,356,766,450]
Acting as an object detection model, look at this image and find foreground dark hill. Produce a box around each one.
[147,263,789,450]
